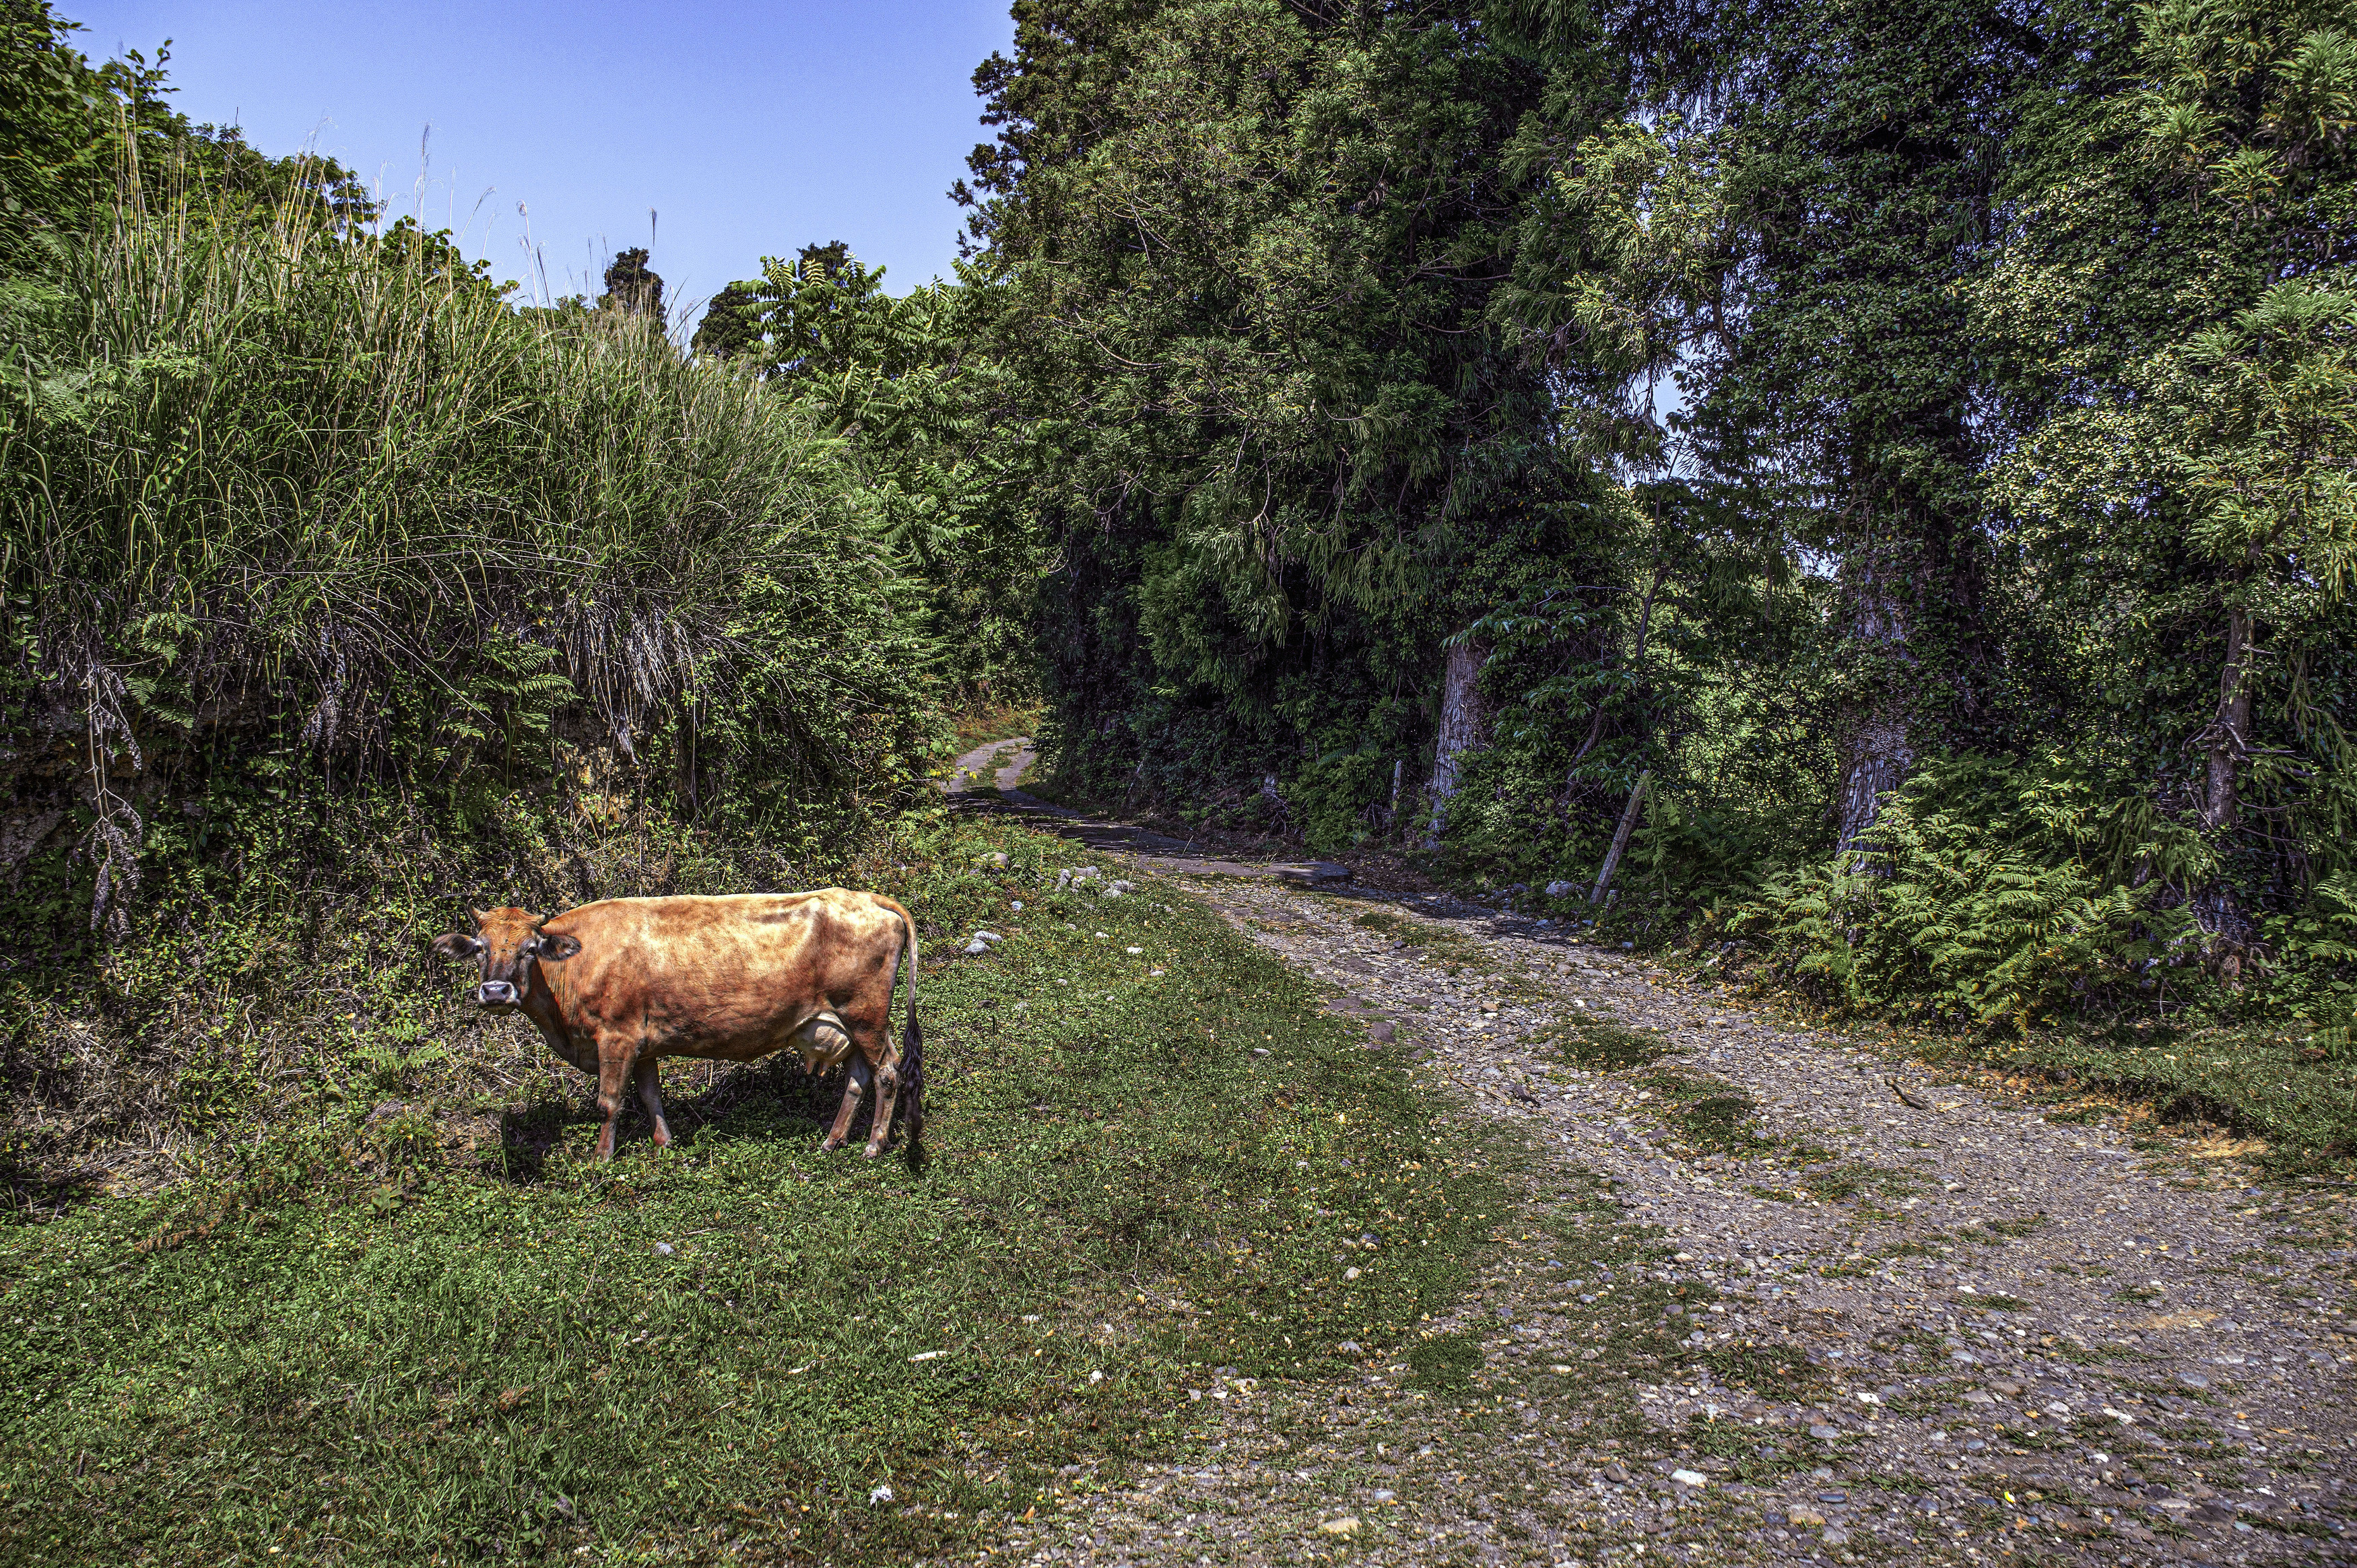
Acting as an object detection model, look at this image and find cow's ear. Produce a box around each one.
[469,907,491,928]
[431,932,485,961]
[535,933,583,961]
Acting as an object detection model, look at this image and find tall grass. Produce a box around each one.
[1,167,938,928]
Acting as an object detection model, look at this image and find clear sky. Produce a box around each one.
[58,1,1016,321]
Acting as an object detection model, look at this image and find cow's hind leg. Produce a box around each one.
[862,1059,902,1159]
[634,1056,672,1149]
[820,1053,873,1153]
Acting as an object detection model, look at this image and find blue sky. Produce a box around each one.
[61,1,1016,320]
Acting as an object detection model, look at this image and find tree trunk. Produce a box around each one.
[2201,607,2253,831]
[1835,541,1917,858]
[1422,636,1490,848]
[1836,709,1915,858]
[1590,768,1652,905]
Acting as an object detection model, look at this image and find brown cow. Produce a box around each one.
[430,890,922,1161]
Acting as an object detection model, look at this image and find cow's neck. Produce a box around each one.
[520,965,589,1071]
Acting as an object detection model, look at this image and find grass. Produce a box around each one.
[0,823,1502,1565]
[1543,1017,1673,1071]
[1632,1072,1771,1155]
[946,700,1042,757]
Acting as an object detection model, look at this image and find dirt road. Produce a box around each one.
[941,743,2356,1567]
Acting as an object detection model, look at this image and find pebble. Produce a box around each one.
[974,857,2355,1566]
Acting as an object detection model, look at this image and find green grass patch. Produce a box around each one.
[1794,1160,1917,1204]
[1694,1340,1823,1397]
[1544,1019,1674,1071]
[1405,1328,1486,1393]
[1682,1414,1816,1482]
[1633,1072,1772,1154]
[0,832,1502,1565]
[1959,1215,2047,1243]
[1925,1025,2357,1178]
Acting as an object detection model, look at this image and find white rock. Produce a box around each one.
[1545,880,1576,898]
[1671,1469,1707,1487]
[867,1484,894,1506]
[1126,945,1143,954]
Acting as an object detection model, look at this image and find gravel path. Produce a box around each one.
[976,858,2355,1568]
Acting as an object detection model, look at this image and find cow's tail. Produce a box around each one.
[893,902,924,1153]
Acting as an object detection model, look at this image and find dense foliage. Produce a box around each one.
[958,0,2357,1055]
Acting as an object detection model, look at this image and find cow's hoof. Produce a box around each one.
[818,1136,843,1153]
[861,1141,885,1159]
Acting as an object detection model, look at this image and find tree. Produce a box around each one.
[690,280,760,360]
[1972,0,2357,929]
[954,0,1638,848]
[599,246,664,318]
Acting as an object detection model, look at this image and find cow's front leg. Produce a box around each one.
[821,1054,873,1153]
[633,1056,671,1149]
[592,1039,634,1161]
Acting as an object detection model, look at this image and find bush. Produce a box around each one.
[1723,755,2218,1030]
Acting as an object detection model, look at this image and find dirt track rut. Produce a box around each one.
[978,853,2354,1568]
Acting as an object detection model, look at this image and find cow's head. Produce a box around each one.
[430,906,581,1012]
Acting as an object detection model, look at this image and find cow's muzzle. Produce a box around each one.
[474,980,521,1009]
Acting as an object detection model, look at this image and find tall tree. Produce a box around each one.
[956,0,1638,845]
[1973,0,2357,928]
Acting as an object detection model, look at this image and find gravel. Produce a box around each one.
[986,867,2356,1567]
